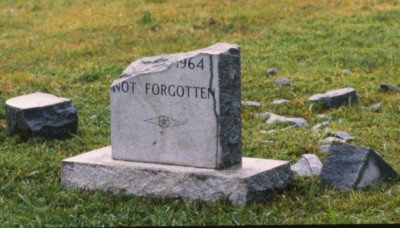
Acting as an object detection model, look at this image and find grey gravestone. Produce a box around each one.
[320,143,398,191]
[110,43,241,169]
[291,154,322,176]
[308,87,358,108]
[5,92,78,140]
[61,43,291,205]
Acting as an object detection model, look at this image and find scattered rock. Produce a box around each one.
[241,101,261,108]
[321,137,346,144]
[320,143,399,191]
[261,140,274,144]
[311,121,329,131]
[319,144,330,153]
[369,102,382,111]
[265,68,279,76]
[275,77,291,85]
[380,84,399,92]
[272,99,289,105]
[317,114,328,119]
[291,154,323,176]
[255,112,269,118]
[265,112,308,128]
[342,69,351,75]
[308,87,358,108]
[5,92,78,140]
[327,131,354,142]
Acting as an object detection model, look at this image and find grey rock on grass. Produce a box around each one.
[265,112,308,128]
[321,137,346,144]
[272,99,289,105]
[320,143,399,191]
[380,84,399,92]
[319,144,331,153]
[342,69,351,75]
[241,101,261,108]
[5,92,78,140]
[265,68,279,76]
[308,87,358,108]
[369,102,382,110]
[311,121,329,131]
[327,131,354,142]
[291,154,323,176]
[275,77,291,85]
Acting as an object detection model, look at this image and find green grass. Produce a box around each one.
[1,0,400,225]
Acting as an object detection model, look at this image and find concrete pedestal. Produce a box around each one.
[61,146,291,205]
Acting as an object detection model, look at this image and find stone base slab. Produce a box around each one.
[61,146,291,205]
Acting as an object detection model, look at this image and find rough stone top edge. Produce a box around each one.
[110,43,239,87]
[5,92,72,110]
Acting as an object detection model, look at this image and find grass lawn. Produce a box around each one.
[1,0,400,225]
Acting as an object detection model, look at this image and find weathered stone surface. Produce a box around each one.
[380,84,399,92]
[265,68,278,76]
[311,121,329,131]
[241,101,261,108]
[5,92,78,140]
[308,87,358,108]
[320,143,399,191]
[272,99,289,105]
[327,131,354,142]
[265,112,308,128]
[275,77,291,85]
[61,146,291,205]
[291,154,322,176]
[110,43,241,169]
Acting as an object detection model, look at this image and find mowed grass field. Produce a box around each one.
[1,0,400,225]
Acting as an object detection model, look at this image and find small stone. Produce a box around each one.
[311,121,330,131]
[272,99,289,105]
[338,118,344,123]
[380,84,399,92]
[265,68,279,76]
[275,77,291,85]
[255,112,269,118]
[5,92,78,140]
[291,154,323,176]
[327,131,354,142]
[317,114,327,119]
[320,143,399,191]
[342,69,351,75]
[241,101,261,108]
[261,140,274,144]
[265,112,308,128]
[319,144,330,153]
[369,102,382,111]
[321,137,346,144]
[89,115,97,120]
[308,87,358,108]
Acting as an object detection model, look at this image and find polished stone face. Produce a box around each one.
[110,43,241,169]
